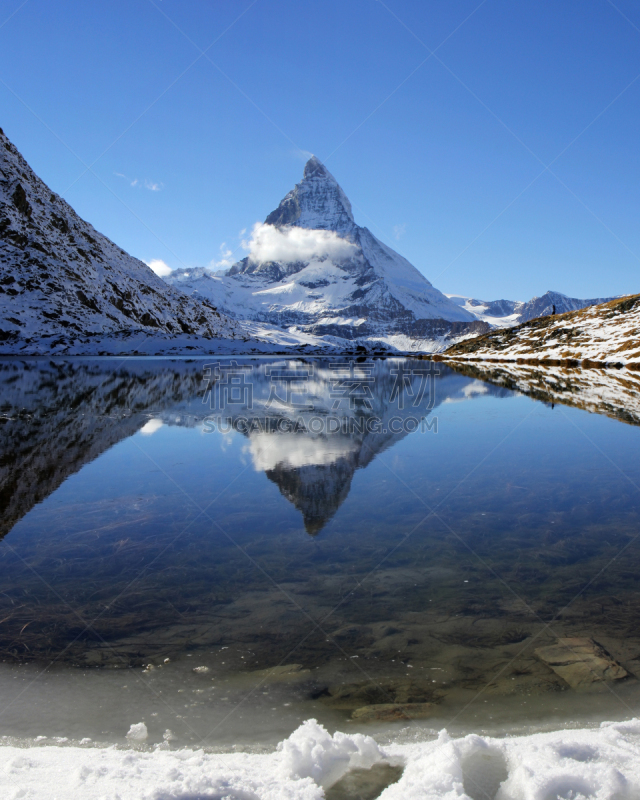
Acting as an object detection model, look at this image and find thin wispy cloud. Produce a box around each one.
[292,148,314,161]
[114,172,163,191]
[209,242,235,270]
[393,223,406,240]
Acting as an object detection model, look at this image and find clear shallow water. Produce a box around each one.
[0,357,639,749]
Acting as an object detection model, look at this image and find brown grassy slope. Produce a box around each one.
[440,294,640,366]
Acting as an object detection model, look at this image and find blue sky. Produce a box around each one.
[1,0,639,300]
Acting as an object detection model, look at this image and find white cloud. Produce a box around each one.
[393,224,406,240]
[140,418,164,435]
[145,259,172,277]
[243,223,356,265]
[144,180,163,192]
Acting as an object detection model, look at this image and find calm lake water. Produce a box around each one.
[0,357,639,749]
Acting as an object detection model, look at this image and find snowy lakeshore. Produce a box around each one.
[2,718,640,799]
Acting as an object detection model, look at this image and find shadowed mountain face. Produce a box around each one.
[0,358,511,540]
[266,461,354,536]
[0,360,207,541]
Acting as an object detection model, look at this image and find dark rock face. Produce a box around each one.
[266,459,355,535]
[0,360,207,542]
[11,183,31,216]
[264,195,301,228]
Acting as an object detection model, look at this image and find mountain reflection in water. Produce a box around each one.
[200,359,509,534]
[0,357,639,734]
[445,360,640,427]
[0,359,507,538]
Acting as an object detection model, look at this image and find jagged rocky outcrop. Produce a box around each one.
[0,127,240,353]
[166,157,488,351]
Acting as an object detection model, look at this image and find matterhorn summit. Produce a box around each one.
[167,156,486,350]
[264,155,356,234]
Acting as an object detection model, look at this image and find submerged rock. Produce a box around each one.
[351,702,435,722]
[321,680,442,711]
[248,663,310,682]
[534,637,628,688]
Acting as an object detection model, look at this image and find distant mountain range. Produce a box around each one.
[447,290,616,328]
[443,294,640,366]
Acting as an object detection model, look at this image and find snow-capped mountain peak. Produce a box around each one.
[265,155,355,234]
[303,154,328,178]
[166,156,480,350]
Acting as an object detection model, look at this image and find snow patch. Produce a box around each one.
[279,718,384,787]
[125,722,148,741]
[3,719,640,799]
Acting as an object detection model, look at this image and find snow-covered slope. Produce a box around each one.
[447,294,523,326]
[165,157,484,351]
[0,127,247,353]
[442,294,640,365]
[446,290,616,328]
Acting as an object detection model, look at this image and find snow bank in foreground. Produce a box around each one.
[2,718,640,799]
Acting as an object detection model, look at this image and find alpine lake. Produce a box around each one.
[0,356,639,754]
